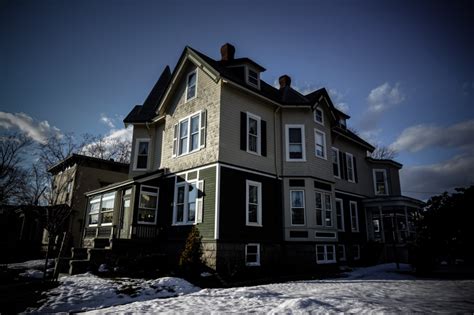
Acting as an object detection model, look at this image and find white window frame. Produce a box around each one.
[353,244,360,260]
[137,185,159,225]
[349,201,359,232]
[316,244,336,264]
[176,111,202,157]
[314,129,327,159]
[88,196,101,227]
[314,107,324,125]
[185,69,197,102]
[245,243,261,266]
[332,147,341,178]
[173,179,200,225]
[88,192,116,227]
[133,138,150,170]
[246,180,262,227]
[315,191,333,227]
[338,244,346,261]
[246,112,261,156]
[373,169,389,196]
[335,198,345,231]
[285,124,306,162]
[346,152,355,183]
[245,66,260,89]
[290,190,306,226]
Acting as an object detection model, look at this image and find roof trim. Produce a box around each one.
[85,179,134,196]
[332,128,375,151]
[366,157,403,169]
[48,153,129,174]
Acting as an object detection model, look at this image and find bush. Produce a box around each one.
[178,226,203,277]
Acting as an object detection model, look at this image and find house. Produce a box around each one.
[77,44,423,275]
[47,154,129,249]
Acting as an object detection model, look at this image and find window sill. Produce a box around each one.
[315,154,327,160]
[246,150,261,157]
[245,263,260,267]
[185,95,197,103]
[172,222,195,226]
[286,159,307,162]
[137,221,157,225]
[246,223,263,227]
[175,148,202,159]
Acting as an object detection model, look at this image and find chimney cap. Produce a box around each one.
[279,75,291,89]
[220,43,236,61]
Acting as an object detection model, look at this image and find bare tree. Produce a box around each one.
[80,133,131,163]
[371,145,398,160]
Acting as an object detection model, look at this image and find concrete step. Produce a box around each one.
[71,247,88,260]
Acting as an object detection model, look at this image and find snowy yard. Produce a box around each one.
[30,263,474,313]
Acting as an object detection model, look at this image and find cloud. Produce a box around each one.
[367,82,404,112]
[0,111,61,144]
[100,114,116,129]
[390,119,474,153]
[328,88,350,114]
[103,126,133,143]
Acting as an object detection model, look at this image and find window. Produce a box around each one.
[286,125,306,161]
[246,180,262,226]
[65,180,72,202]
[338,245,346,261]
[247,113,261,155]
[349,201,359,232]
[332,147,340,178]
[346,153,355,182]
[173,179,203,225]
[185,70,197,101]
[134,139,150,170]
[316,245,336,264]
[373,169,388,195]
[245,244,260,266]
[335,198,344,231]
[314,108,324,125]
[315,191,332,227]
[290,190,305,225]
[246,67,260,89]
[339,118,346,128]
[88,192,115,227]
[138,185,159,224]
[174,111,206,157]
[314,130,326,159]
[352,244,360,260]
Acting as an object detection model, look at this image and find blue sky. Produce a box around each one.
[1,0,473,200]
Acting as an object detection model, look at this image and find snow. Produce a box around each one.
[19,269,44,279]
[31,263,474,313]
[7,259,53,270]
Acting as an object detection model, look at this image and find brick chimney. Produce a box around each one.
[279,75,291,89]
[220,43,235,61]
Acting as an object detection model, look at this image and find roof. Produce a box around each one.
[333,126,376,152]
[48,153,130,174]
[366,157,403,169]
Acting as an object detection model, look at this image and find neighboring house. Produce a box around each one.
[79,44,423,274]
[48,154,129,248]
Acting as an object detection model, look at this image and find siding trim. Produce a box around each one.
[214,163,221,240]
[221,163,277,179]
[334,189,367,198]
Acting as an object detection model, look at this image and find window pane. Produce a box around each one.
[138,209,155,223]
[292,208,304,225]
[327,246,334,260]
[315,192,322,209]
[246,253,257,263]
[248,204,258,223]
[291,191,303,207]
[248,135,258,152]
[188,202,195,222]
[190,133,199,151]
[177,185,185,203]
[136,156,148,169]
[89,214,99,225]
[140,193,157,209]
[187,72,196,99]
[180,120,188,138]
[249,185,258,204]
[191,115,199,133]
[188,72,196,86]
[176,205,184,222]
[376,171,385,182]
[101,211,113,224]
[289,128,302,143]
[325,194,331,210]
[249,118,258,135]
[247,245,258,254]
[138,141,148,155]
[90,202,100,214]
[315,109,323,123]
[289,145,303,159]
[102,198,114,212]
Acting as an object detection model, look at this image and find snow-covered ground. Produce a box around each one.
[31,263,474,313]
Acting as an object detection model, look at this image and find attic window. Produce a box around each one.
[314,108,324,125]
[339,118,346,128]
[185,70,197,101]
[246,67,260,89]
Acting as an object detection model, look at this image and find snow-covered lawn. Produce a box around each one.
[32,263,474,313]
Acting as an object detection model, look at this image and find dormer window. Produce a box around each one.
[314,108,324,125]
[339,118,346,128]
[246,67,260,89]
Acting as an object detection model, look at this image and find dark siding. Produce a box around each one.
[240,112,247,151]
[335,192,367,252]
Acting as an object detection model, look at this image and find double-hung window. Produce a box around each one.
[246,67,260,89]
[246,180,262,226]
[247,113,261,155]
[134,139,150,170]
[174,111,206,157]
[88,192,115,226]
[290,190,305,225]
[316,245,336,264]
[314,130,326,159]
[346,153,355,182]
[286,125,306,161]
[138,185,159,224]
[173,179,203,225]
[314,108,324,125]
[88,196,101,226]
[335,198,344,231]
[185,70,197,101]
[315,191,333,227]
[349,201,359,232]
[245,243,260,266]
[373,169,388,195]
[332,147,340,178]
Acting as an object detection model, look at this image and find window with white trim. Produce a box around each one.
[173,111,206,157]
[246,180,262,226]
[332,147,340,178]
[246,67,260,89]
[338,244,346,261]
[245,243,260,266]
[352,244,360,260]
[373,169,388,195]
[290,190,305,225]
[316,244,336,264]
[88,192,115,227]
[349,201,359,232]
[138,185,159,224]
[173,179,203,225]
[315,191,332,227]
[346,153,355,182]
[134,139,150,170]
[314,108,324,125]
[286,125,306,161]
[315,129,326,159]
[335,198,344,231]
[185,70,197,101]
[247,113,261,155]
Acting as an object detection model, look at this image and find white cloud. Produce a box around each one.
[367,82,404,113]
[0,111,61,144]
[100,114,116,129]
[390,119,474,153]
[103,126,133,143]
[328,88,350,114]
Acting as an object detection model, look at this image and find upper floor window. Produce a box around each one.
[185,70,197,101]
[373,169,388,195]
[316,244,336,264]
[173,179,204,225]
[138,185,159,224]
[246,180,262,226]
[290,190,305,225]
[134,139,150,170]
[314,108,324,125]
[339,118,346,128]
[346,153,355,183]
[286,125,306,162]
[335,198,344,231]
[246,67,260,89]
[314,130,326,159]
[349,201,359,232]
[332,147,340,178]
[315,191,332,227]
[247,113,261,155]
[173,111,206,157]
